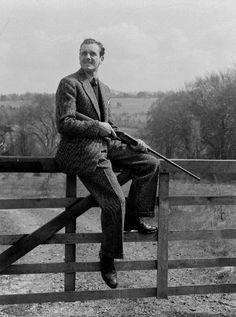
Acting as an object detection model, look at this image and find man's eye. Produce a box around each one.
[81,51,97,57]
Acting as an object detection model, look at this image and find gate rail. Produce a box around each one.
[0,157,236,305]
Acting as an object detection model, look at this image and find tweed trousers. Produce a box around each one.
[79,138,159,259]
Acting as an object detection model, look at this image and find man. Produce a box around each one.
[55,38,159,289]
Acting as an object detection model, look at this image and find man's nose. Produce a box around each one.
[84,53,91,58]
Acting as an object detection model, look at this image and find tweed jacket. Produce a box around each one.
[55,68,116,176]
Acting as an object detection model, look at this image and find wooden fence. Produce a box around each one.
[0,157,236,305]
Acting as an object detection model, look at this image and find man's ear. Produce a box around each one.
[101,56,104,62]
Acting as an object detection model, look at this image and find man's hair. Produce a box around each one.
[80,38,105,57]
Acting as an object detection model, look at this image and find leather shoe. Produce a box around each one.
[124,217,157,234]
[99,252,118,289]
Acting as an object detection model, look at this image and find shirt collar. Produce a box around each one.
[83,71,98,84]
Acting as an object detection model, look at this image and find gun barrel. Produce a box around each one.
[148,148,200,181]
[116,131,200,181]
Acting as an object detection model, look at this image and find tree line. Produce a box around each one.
[0,90,159,101]
[0,67,235,159]
[143,68,236,159]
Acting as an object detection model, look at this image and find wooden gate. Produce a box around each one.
[0,157,235,305]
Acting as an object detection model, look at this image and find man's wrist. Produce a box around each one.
[98,122,104,135]
[98,122,109,137]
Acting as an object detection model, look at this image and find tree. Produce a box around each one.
[144,68,236,159]
[14,105,37,156]
[3,94,58,156]
[145,91,201,158]
[29,94,58,156]
[188,70,236,159]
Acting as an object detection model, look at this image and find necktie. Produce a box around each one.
[91,78,99,100]
[91,78,97,87]
[91,78,104,121]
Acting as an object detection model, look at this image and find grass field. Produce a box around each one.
[110,97,157,114]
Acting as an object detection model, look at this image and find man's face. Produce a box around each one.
[79,43,104,74]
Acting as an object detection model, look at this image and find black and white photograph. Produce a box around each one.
[0,0,235,316]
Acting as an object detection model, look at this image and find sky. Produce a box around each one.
[0,0,236,94]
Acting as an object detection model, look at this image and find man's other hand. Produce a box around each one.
[99,122,117,138]
[131,139,148,153]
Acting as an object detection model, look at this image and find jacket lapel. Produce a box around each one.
[76,69,101,120]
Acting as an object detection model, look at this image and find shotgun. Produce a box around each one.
[75,112,200,181]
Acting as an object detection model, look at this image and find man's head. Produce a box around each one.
[80,39,105,57]
[79,38,105,75]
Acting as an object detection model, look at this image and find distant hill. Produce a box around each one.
[110,97,157,114]
[0,96,157,114]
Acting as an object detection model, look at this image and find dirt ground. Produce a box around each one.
[0,174,236,316]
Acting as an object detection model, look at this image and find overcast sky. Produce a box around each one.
[0,0,236,94]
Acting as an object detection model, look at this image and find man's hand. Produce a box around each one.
[131,139,148,153]
[99,122,117,138]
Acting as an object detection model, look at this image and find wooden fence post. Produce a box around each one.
[64,174,77,291]
[157,171,170,298]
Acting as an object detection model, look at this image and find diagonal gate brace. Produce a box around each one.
[0,171,131,273]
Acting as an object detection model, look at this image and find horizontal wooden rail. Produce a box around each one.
[169,229,236,241]
[0,157,236,176]
[1,257,236,275]
[160,159,236,176]
[0,157,125,173]
[0,198,78,209]
[168,257,236,269]
[168,284,236,296]
[1,229,236,245]
[1,284,236,305]
[0,260,157,275]
[0,157,59,173]
[0,288,157,305]
[0,195,235,210]
[169,195,236,206]
[0,232,157,245]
